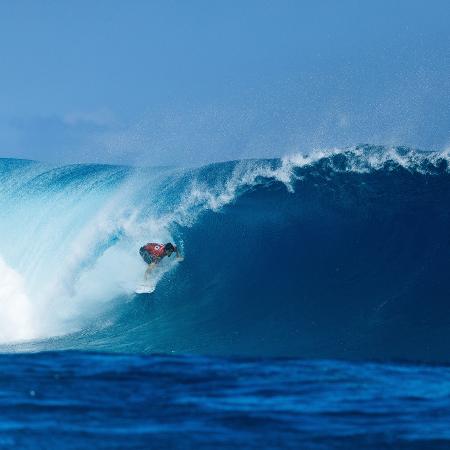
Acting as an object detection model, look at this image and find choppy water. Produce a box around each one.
[1,352,449,449]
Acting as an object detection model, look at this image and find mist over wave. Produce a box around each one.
[1,145,449,361]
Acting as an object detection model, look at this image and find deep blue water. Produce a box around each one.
[1,352,450,449]
[0,146,449,447]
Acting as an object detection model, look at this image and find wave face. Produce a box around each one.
[1,145,449,361]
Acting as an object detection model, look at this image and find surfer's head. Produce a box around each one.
[164,242,176,256]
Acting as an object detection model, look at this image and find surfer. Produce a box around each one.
[139,242,183,279]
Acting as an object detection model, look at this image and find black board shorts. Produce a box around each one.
[139,247,155,265]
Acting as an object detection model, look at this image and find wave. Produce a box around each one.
[0,145,449,361]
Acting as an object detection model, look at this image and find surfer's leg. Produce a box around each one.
[145,262,156,279]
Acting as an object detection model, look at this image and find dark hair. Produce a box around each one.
[165,243,175,252]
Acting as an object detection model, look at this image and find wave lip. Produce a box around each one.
[284,144,450,174]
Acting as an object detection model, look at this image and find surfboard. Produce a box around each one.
[135,282,156,294]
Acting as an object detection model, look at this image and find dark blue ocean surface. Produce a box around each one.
[0,352,450,450]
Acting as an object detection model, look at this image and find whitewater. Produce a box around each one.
[0,145,449,360]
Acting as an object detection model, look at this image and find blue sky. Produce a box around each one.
[0,0,448,165]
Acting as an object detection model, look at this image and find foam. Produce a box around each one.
[0,257,38,343]
[285,145,450,174]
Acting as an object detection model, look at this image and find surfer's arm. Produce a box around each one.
[175,248,184,261]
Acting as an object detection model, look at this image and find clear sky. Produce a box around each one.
[0,0,448,166]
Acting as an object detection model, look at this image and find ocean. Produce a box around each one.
[0,145,449,448]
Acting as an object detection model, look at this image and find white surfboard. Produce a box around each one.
[135,281,156,294]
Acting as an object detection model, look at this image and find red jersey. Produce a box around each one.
[143,243,166,258]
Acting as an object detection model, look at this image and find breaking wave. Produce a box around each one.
[1,145,449,361]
